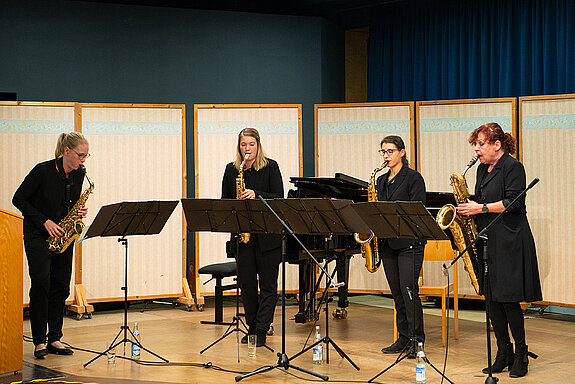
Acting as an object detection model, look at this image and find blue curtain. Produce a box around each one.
[367,0,575,102]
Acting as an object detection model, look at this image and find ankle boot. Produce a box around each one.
[482,341,514,373]
[509,344,538,378]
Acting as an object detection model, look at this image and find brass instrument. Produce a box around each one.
[236,154,250,243]
[47,165,94,254]
[435,156,481,294]
[354,161,388,273]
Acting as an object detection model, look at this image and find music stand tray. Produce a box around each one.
[82,200,177,367]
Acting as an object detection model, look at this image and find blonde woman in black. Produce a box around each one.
[221,128,284,347]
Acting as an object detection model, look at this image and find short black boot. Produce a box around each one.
[483,341,514,373]
[509,344,538,378]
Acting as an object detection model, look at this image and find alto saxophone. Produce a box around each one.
[354,161,388,273]
[236,154,250,243]
[435,156,481,294]
[47,165,94,254]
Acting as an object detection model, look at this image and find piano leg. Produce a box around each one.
[333,251,351,319]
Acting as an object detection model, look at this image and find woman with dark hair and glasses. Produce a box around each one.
[376,135,427,358]
[13,132,90,358]
[457,123,541,378]
[221,127,284,347]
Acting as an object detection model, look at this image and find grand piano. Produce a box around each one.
[286,173,455,323]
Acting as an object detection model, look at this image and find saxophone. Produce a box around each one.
[435,156,481,294]
[354,161,388,273]
[47,165,94,254]
[236,154,250,243]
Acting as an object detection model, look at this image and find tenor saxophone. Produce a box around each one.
[236,154,250,243]
[354,161,388,273]
[435,156,481,294]
[47,165,94,254]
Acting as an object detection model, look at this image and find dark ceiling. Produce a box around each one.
[75,0,405,28]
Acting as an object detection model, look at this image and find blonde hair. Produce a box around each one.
[55,132,89,158]
[234,128,268,171]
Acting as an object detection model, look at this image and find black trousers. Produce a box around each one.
[236,240,281,334]
[381,242,425,344]
[488,298,526,347]
[24,232,73,346]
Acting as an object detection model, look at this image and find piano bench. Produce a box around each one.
[198,261,238,325]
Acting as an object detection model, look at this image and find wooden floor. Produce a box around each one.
[7,295,574,384]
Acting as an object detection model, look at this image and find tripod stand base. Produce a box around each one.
[485,376,499,384]
[234,353,328,382]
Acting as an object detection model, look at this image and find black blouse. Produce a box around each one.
[13,157,85,237]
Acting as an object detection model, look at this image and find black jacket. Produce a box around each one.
[376,164,427,250]
[475,152,542,302]
[221,158,284,252]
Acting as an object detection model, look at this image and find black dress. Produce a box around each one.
[474,152,542,303]
[221,158,284,334]
[376,164,427,344]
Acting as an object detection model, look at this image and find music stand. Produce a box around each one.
[235,198,369,382]
[351,201,454,384]
[82,200,177,367]
[180,198,277,356]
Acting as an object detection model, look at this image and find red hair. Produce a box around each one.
[468,122,516,155]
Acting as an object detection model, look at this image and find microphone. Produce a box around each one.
[527,177,540,190]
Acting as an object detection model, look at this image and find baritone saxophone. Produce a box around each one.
[435,156,481,294]
[236,154,250,243]
[47,165,94,254]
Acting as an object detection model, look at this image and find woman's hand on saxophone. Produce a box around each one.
[240,189,256,199]
[456,201,482,216]
[78,206,88,218]
[43,219,64,238]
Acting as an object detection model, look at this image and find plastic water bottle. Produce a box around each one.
[416,342,426,384]
[312,325,323,365]
[131,322,141,360]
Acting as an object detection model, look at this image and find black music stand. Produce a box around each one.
[180,198,277,356]
[351,201,454,384]
[82,200,177,367]
[235,198,369,382]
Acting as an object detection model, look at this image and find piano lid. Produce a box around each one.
[289,173,368,201]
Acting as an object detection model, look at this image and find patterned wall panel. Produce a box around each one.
[316,102,414,293]
[80,105,185,301]
[194,105,302,298]
[0,102,76,304]
[520,95,575,306]
[417,98,516,297]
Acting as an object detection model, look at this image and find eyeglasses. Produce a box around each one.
[72,148,90,160]
[378,149,397,156]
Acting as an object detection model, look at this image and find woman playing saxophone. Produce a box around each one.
[221,127,284,348]
[376,135,427,358]
[13,132,90,358]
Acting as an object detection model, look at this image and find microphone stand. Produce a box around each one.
[443,178,539,384]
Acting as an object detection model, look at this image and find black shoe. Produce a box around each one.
[381,338,408,354]
[34,348,49,359]
[509,345,538,378]
[406,343,417,359]
[241,334,248,344]
[482,342,514,374]
[256,332,267,347]
[47,344,74,355]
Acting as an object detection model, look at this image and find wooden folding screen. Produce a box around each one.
[0,102,186,305]
[520,94,575,307]
[193,104,302,300]
[416,98,517,297]
[0,102,76,304]
[315,102,414,293]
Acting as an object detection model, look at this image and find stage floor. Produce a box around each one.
[6,295,573,384]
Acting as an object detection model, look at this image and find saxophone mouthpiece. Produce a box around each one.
[468,156,479,167]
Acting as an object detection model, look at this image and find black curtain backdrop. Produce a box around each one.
[367,0,575,102]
